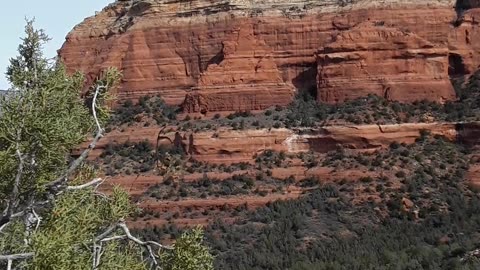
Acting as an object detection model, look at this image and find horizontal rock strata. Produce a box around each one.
[59,0,480,111]
[77,122,480,164]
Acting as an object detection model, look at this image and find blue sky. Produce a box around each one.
[0,0,112,89]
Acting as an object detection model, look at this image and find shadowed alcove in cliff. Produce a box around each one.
[449,53,467,78]
[204,50,225,72]
[292,64,318,99]
[305,137,338,153]
[456,122,480,145]
[454,0,480,25]
[456,0,480,12]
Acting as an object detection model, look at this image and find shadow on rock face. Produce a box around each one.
[456,0,480,14]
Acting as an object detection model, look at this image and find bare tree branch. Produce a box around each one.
[92,224,116,270]
[92,243,97,270]
[92,242,103,270]
[92,220,173,269]
[94,223,118,243]
[46,85,105,192]
[100,235,127,242]
[31,208,41,232]
[0,253,34,261]
[0,143,25,228]
[94,221,173,250]
[91,86,105,134]
[0,223,9,234]
[46,132,103,190]
[118,222,173,250]
[0,200,50,234]
[9,146,24,214]
[66,178,104,191]
[45,85,105,191]
[117,221,173,268]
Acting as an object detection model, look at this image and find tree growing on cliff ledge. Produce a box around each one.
[0,19,213,270]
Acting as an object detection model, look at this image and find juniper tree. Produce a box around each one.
[0,19,213,270]
[6,19,50,90]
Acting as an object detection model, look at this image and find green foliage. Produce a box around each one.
[161,227,214,270]
[29,188,145,270]
[101,140,157,175]
[284,79,480,126]
[255,150,289,168]
[87,67,123,124]
[284,90,327,127]
[0,19,213,270]
[110,95,178,126]
[203,175,480,269]
[6,19,51,89]
[0,19,141,269]
[0,166,148,269]
[0,36,93,205]
[443,72,480,121]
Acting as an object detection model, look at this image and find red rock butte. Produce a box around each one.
[59,0,480,112]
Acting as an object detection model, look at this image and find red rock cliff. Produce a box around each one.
[59,0,480,111]
[318,22,455,103]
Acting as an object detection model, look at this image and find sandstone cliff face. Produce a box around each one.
[449,8,480,75]
[318,23,455,103]
[182,23,294,112]
[59,0,479,111]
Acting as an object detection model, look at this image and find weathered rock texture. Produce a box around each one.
[78,122,479,164]
[318,23,455,103]
[59,0,480,111]
[449,8,480,76]
[183,24,294,112]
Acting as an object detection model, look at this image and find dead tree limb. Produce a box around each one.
[66,178,104,191]
[0,253,34,261]
[0,143,25,229]
[45,85,106,191]
[92,220,173,269]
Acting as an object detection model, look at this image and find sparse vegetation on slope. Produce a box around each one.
[101,58,480,270]
[100,140,156,175]
[108,72,480,132]
[135,134,480,269]
[284,75,480,127]
[109,95,179,126]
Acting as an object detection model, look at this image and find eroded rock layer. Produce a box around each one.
[59,0,480,111]
[78,122,480,164]
[318,23,455,103]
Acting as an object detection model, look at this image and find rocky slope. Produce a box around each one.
[58,2,480,267]
[88,120,480,229]
[59,0,480,112]
[83,122,467,163]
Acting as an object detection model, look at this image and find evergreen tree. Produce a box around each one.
[161,227,214,270]
[6,19,50,90]
[0,20,213,270]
